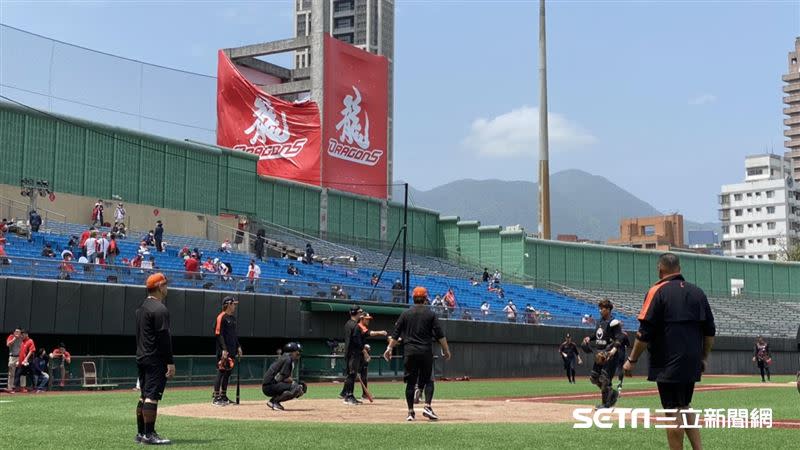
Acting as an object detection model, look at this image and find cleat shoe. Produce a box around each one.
[267,401,284,411]
[344,396,362,405]
[406,411,416,421]
[134,434,144,443]
[212,397,226,407]
[413,388,422,404]
[606,389,619,408]
[140,432,171,445]
[422,406,439,420]
[221,395,231,405]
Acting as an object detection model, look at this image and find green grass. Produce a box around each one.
[1,376,797,449]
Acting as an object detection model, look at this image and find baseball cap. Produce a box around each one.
[145,273,168,290]
[361,312,373,320]
[222,296,239,307]
[412,286,428,298]
[349,305,362,316]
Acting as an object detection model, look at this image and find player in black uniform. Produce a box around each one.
[558,334,582,384]
[384,286,452,422]
[212,296,242,406]
[339,306,362,401]
[356,312,387,399]
[262,342,306,410]
[134,273,175,445]
[342,308,387,404]
[582,299,623,409]
[616,330,631,389]
[753,336,771,382]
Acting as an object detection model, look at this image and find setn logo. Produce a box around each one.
[236,96,309,160]
[327,85,384,166]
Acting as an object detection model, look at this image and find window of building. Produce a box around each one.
[767,206,775,214]
[767,191,775,198]
[756,223,762,228]
[747,208,753,213]
[734,194,743,201]
[747,168,764,176]
[768,254,777,261]
[737,256,744,259]
[755,192,761,197]
[748,239,754,244]
[735,225,744,233]
[645,243,656,249]
[746,192,752,198]
[756,208,761,212]
[335,17,354,29]
[768,222,776,230]
[722,225,730,233]
[735,239,745,249]
[768,238,777,246]
[334,0,354,12]
[334,33,354,43]
[748,224,754,229]
[748,255,754,259]
[735,209,743,216]
[756,239,762,243]
[720,194,730,204]
[756,255,762,259]
[643,225,655,236]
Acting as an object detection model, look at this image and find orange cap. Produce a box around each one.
[412,286,428,299]
[146,273,168,290]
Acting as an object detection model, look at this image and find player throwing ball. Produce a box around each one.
[582,299,623,409]
[262,342,306,411]
[384,287,451,421]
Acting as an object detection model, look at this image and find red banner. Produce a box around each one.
[216,50,321,186]
[322,35,389,199]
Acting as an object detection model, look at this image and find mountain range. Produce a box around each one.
[394,169,718,242]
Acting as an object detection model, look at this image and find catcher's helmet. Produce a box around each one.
[284,342,303,353]
[217,356,235,371]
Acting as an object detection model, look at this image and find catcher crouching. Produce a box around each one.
[582,299,623,409]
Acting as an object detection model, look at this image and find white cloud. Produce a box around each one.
[688,94,717,105]
[462,106,596,157]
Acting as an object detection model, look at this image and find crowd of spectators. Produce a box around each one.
[5,328,72,393]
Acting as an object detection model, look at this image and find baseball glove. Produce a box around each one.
[217,356,235,371]
[594,351,608,365]
[299,381,308,394]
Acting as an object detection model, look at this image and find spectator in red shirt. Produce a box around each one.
[130,254,143,268]
[49,343,72,388]
[79,227,93,257]
[59,251,75,280]
[185,254,200,279]
[14,330,36,392]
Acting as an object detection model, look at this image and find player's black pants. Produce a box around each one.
[589,354,618,407]
[214,369,232,396]
[262,381,303,403]
[404,352,434,410]
[757,360,771,381]
[563,356,576,383]
[342,353,363,399]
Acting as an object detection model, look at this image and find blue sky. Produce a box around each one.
[1,1,799,222]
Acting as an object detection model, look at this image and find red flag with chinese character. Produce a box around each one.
[216,50,321,186]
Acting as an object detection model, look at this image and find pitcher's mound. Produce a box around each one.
[159,398,581,424]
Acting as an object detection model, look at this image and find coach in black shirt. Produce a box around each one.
[384,286,451,422]
[134,273,175,445]
[624,253,715,450]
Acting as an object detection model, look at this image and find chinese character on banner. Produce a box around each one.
[749,408,773,428]
[727,409,749,429]
[654,409,679,429]
[680,409,703,429]
[703,408,726,429]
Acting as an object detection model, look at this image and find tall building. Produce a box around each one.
[784,37,800,181]
[607,214,685,250]
[295,1,394,196]
[719,154,800,260]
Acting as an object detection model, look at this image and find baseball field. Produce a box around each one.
[1,374,798,449]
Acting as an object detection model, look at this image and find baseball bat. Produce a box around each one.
[357,374,373,403]
[236,355,241,405]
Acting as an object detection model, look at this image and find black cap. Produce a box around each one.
[284,342,302,353]
[349,305,362,316]
[222,296,239,307]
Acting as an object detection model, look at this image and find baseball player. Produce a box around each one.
[582,299,623,409]
[342,308,387,405]
[262,342,306,411]
[339,306,362,401]
[356,312,386,399]
[212,296,242,406]
[558,334,582,384]
[753,336,771,382]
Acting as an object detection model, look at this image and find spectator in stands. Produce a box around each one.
[391,279,404,303]
[461,309,474,321]
[154,221,164,252]
[179,246,191,259]
[141,256,154,270]
[371,273,379,286]
[0,218,8,237]
[67,235,78,253]
[114,203,126,225]
[503,300,518,323]
[287,263,300,276]
[469,277,480,287]
[130,254,143,268]
[49,343,71,388]
[142,231,155,247]
[480,301,490,317]
[115,223,127,239]
[482,268,490,283]
[97,232,109,265]
[59,252,75,280]
[202,258,216,273]
[304,243,315,264]
[31,348,49,392]
[107,234,119,265]
[219,239,232,253]
[444,288,457,315]
[41,243,56,258]
[493,270,502,284]
[91,200,104,227]
[193,247,203,261]
[0,237,8,265]
[85,231,98,264]
[185,253,201,279]
[525,304,539,325]
[28,210,42,233]
[78,227,91,257]
[431,295,445,317]
[582,314,595,326]
[5,327,22,393]
[331,284,347,300]
[235,216,248,250]
[138,241,151,256]
[255,229,266,261]
[219,260,232,281]
[14,329,36,392]
[246,258,261,291]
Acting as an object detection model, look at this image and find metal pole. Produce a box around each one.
[402,183,409,303]
[538,0,551,240]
